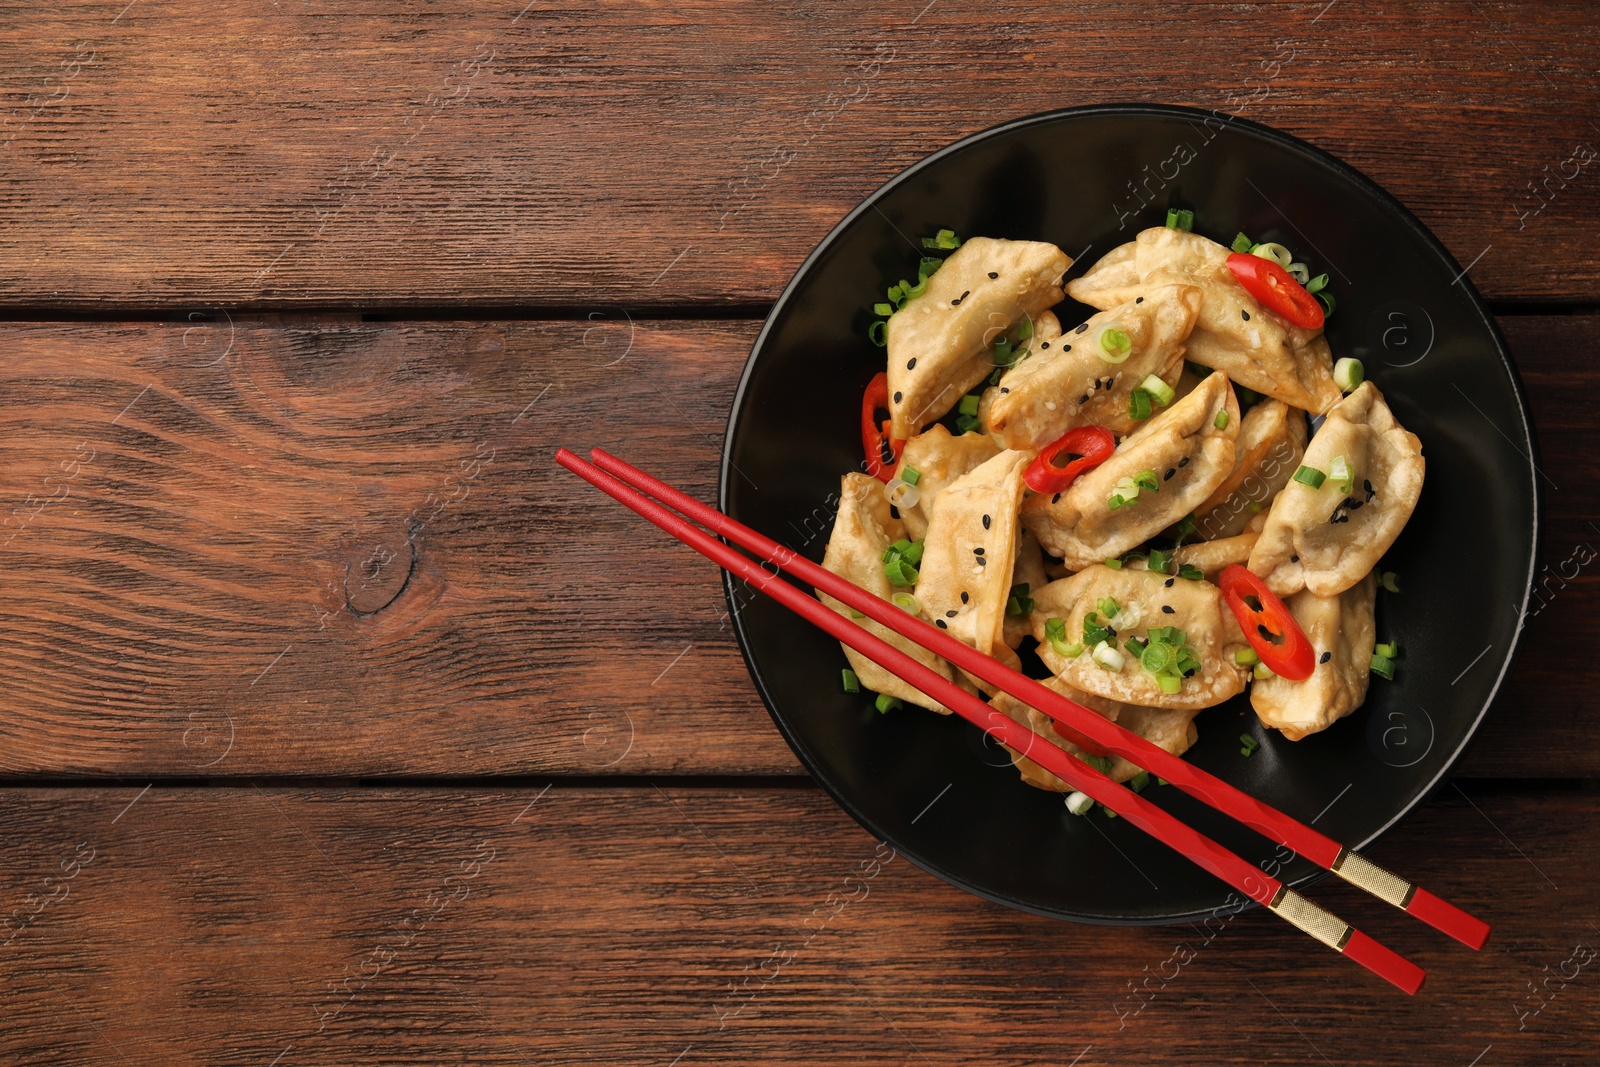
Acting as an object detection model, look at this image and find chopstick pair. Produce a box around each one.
[559,447,1489,994]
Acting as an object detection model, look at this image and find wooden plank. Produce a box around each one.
[0,784,1594,1064]
[0,316,1590,778]
[0,1,1596,308]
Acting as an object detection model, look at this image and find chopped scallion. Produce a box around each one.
[875,693,903,713]
[1172,513,1198,546]
[873,302,894,317]
[1287,261,1311,285]
[1293,464,1327,489]
[841,668,861,693]
[1147,548,1174,575]
[1370,654,1396,680]
[1014,315,1033,341]
[1129,770,1151,792]
[1128,388,1153,421]
[1231,232,1255,253]
[1133,469,1160,493]
[1329,454,1354,495]
[1178,564,1204,581]
[1096,596,1121,619]
[1165,208,1194,231]
[1317,289,1337,317]
[1097,323,1132,363]
[1379,571,1401,593]
[958,394,981,417]
[1374,640,1398,659]
[868,320,887,347]
[1141,373,1176,406]
[891,591,920,613]
[1234,648,1260,666]
[1104,557,1123,570]
[1334,357,1364,393]
[1084,754,1114,775]
[1065,790,1094,816]
[1157,673,1183,695]
[922,228,961,250]
[883,558,918,587]
[1306,273,1329,294]
[1250,241,1293,268]
[1254,661,1275,680]
[1214,409,1230,431]
[918,256,943,279]
[1239,734,1260,757]
[901,466,922,486]
[954,414,981,434]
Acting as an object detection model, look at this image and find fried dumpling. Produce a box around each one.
[820,473,954,713]
[1191,398,1308,540]
[892,426,1000,541]
[1064,239,1143,308]
[915,450,1030,661]
[886,237,1072,439]
[1125,524,1263,582]
[1251,573,1377,740]
[1029,564,1251,710]
[1248,382,1424,597]
[984,283,1201,447]
[1069,228,1342,414]
[1022,371,1239,570]
[992,678,1200,790]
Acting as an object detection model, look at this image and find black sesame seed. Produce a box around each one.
[1135,296,1144,304]
[1164,578,1175,588]
[1161,605,1175,614]
[1290,554,1299,563]
[1364,479,1374,493]
[1000,387,1010,394]
[982,514,991,529]
[1075,323,1089,334]
[1320,651,1332,664]
[1063,344,1071,352]
[945,610,958,618]
[1163,468,1175,481]
[960,591,969,603]
[973,547,985,556]
[1241,310,1251,321]
[1178,457,1189,468]
[952,290,970,306]
[987,271,999,279]
[907,357,917,369]
[892,391,902,403]
[1040,342,1050,349]
[935,619,948,629]
[1078,394,1090,404]
[1105,626,1117,637]
[1052,493,1062,504]
[1347,499,1364,510]
[976,557,987,566]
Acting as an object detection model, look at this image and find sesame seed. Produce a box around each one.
[960,591,969,603]
[1135,297,1144,304]
[1040,342,1050,349]
[892,391,902,403]
[987,271,999,279]
[1052,493,1061,504]
[907,357,917,369]
[1075,323,1089,334]
[1000,387,1010,394]
[936,619,948,629]
[952,290,970,305]
[1078,394,1090,404]
[1319,651,1332,663]
[1161,605,1175,614]
[1178,458,1189,468]
[1063,344,1071,352]
[982,514,991,529]
[1105,625,1117,637]
[1241,310,1251,321]
[1164,468,1175,481]
[1164,578,1175,588]
[946,610,958,618]
[973,547,985,556]
[976,557,987,566]
[1290,555,1299,563]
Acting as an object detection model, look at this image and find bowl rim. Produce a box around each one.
[718,102,1542,925]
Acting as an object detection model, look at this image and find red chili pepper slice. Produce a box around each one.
[860,372,905,482]
[1217,564,1317,681]
[1023,425,1117,495]
[1225,252,1325,331]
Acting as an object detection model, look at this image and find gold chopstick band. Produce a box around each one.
[1268,887,1354,951]
[1330,848,1417,908]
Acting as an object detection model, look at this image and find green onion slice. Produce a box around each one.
[1128,389,1153,421]
[867,321,888,347]
[1379,571,1401,593]
[901,466,922,486]
[1306,273,1329,294]
[1234,648,1260,666]
[1231,232,1255,253]
[1250,241,1293,268]
[1370,654,1396,680]
[1293,465,1327,489]
[1334,357,1364,393]
[1329,455,1354,496]
[1214,410,1230,431]
[1374,640,1398,659]
[875,693,903,713]
[1096,596,1120,619]
[1140,373,1176,406]
[1104,557,1123,570]
[1133,469,1160,493]
[841,668,861,693]
[891,591,920,613]
[1096,324,1133,363]
[1147,548,1173,575]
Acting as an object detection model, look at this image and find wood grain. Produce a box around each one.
[0,783,1594,1065]
[0,1,1596,308]
[0,315,1592,778]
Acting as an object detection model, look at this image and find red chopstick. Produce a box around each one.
[557,448,1427,994]
[588,447,1489,952]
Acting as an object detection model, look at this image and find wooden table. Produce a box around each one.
[2,3,1597,1063]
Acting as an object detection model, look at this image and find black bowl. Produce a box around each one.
[719,104,1539,924]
